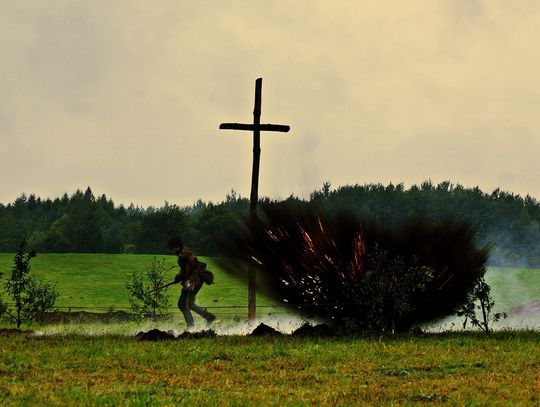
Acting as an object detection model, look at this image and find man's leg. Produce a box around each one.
[190,300,216,323]
[189,286,216,323]
[178,289,194,329]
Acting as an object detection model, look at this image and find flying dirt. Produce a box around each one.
[218,201,489,333]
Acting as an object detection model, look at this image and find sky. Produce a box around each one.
[1,1,540,208]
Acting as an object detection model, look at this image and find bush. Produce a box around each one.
[125,257,173,319]
[357,245,434,333]
[22,278,59,324]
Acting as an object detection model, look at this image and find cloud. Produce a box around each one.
[1,1,540,206]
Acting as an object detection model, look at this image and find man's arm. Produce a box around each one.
[148,280,177,293]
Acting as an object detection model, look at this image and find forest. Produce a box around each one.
[0,181,538,267]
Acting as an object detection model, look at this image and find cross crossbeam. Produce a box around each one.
[219,123,290,132]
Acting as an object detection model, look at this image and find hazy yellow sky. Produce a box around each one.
[1,1,539,207]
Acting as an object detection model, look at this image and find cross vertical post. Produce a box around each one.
[219,77,290,320]
[251,78,262,221]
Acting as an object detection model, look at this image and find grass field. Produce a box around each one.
[485,267,540,310]
[1,254,539,405]
[0,331,539,406]
[0,253,539,331]
[0,253,280,316]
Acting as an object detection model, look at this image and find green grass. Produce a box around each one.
[486,267,540,310]
[0,253,279,316]
[0,253,539,330]
[0,331,539,406]
[1,254,539,405]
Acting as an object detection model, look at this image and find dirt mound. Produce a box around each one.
[249,323,283,336]
[177,330,217,339]
[291,323,334,337]
[507,300,540,317]
[135,329,217,340]
[135,329,176,341]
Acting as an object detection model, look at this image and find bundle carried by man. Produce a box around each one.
[195,261,215,285]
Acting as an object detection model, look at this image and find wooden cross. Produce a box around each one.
[219,77,290,320]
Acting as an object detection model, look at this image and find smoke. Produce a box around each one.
[218,201,489,333]
[483,221,540,268]
[211,314,315,336]
[32,313,316,337]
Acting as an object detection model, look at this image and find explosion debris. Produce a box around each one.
[219,202,490,333]
[135,329,176,341]
[249,323,283,336]
[177,329,217,339]
[291,323,334,338]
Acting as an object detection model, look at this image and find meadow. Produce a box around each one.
[1,253,540,405]
[1,331,539,406]
[0,253,280,316]
[1,253,539,330]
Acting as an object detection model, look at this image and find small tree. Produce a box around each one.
[125,257,172,319]
[4,239,58,328]
[456,272,506,333]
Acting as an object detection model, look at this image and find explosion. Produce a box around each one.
[220,202,489,333]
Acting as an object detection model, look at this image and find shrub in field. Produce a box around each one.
[125,257,172,319]
[19,278,59,325]
[3,239,58,328]
[220,202,490,333]
[456,274,506,332]
[356,245,434,333]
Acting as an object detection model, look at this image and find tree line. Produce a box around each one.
[0,182,539,267]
